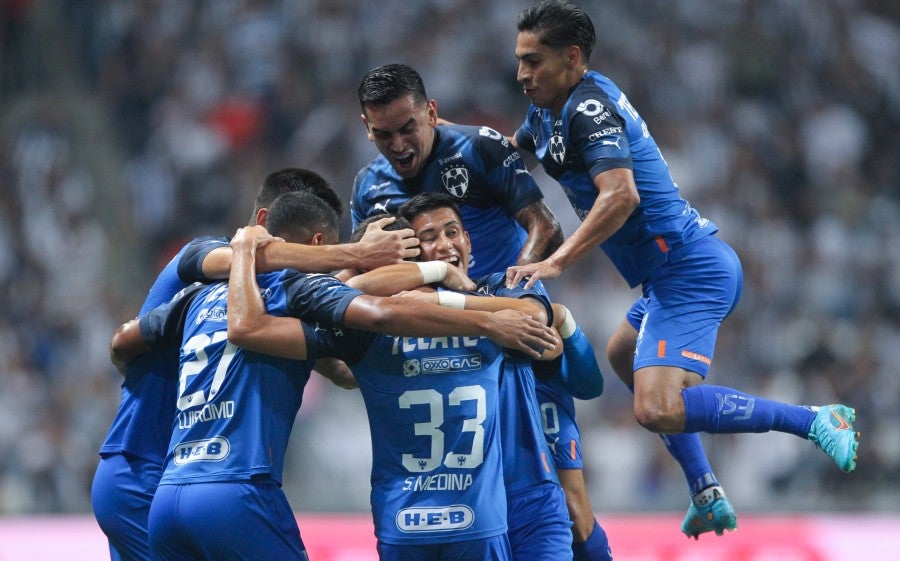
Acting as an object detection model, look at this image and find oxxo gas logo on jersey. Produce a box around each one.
[173,437,230,465]
[402,354,482,377]
[397,505,474,532]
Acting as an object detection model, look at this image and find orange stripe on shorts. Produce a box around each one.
[657,340,666,358]
[655,236,669,253]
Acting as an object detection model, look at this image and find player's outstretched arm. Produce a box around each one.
[507,167,639,290]
[342,296,557,359]
[345,261,475,296]
[260,216,420,274]
[201,217,420,279]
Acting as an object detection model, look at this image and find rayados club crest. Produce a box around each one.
[549,134,566,165]
[441,165,469,198]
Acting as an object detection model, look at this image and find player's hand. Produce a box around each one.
[441,263,476,292]
[506,259,561,290]
[231,225,274,254]
[358,216,420,266]
[484,309,558,358]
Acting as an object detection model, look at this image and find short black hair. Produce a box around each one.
[398,192,465,229]
[265,192,340,244]
[254,168,343,218]
[357,63,428,110]
[349,213,413,243]
[518,0,595,62]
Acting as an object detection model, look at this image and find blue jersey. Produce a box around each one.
[98,236,229,463]
[515,70,717,288]
[314,323,509,545]
[138,270,362,485]
[351,124,544,277]
[473,274,558,493]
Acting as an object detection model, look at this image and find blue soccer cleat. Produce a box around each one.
[680,485,737,540]
[808,404,859,473]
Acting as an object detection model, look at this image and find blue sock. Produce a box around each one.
[682,385,815,437]
[629,384,718,496]
[659,433,718,495]
[572,520,612,561]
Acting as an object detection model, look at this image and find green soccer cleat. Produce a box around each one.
[680,485,738,540]
[808,404,859,473]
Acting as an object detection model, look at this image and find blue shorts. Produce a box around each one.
[627,235,742,377]
[536,383,583,470]
[91,452,162,561]
[376,534,511,561]
[507,483,573,561]
[148,480,308,561]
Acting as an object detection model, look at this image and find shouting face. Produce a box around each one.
[362,94,438,179]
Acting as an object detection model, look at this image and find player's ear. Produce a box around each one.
[567,45,582,69]
[361,113,373,141]
[308,232,325,246]
[427,99,438,127]
[255,208,268,227]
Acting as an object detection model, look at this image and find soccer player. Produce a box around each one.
[109,192,556,560]
[385,193,603,561]
[352,63,563,278]
[91,168,418,561]
[400,194,573,561]
[504,0,860,539]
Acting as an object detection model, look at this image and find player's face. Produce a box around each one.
[410,207,471,275]
[516,31,574,115]
[362,95,438,179]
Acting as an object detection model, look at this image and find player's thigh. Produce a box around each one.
[507,483,572,561]
[634,237,741,377]
[92,453,161,561]
[606,315,640,384]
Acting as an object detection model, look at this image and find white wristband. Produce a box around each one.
[558,306,577,338]
[438,291,466,309]
[416,261,448,284]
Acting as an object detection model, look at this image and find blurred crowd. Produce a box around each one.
[0,0,897,514]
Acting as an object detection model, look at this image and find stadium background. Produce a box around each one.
[0,0,898,558]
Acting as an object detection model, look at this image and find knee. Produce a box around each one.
[633,400,682,433]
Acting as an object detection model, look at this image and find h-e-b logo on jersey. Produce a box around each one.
[441,165,469,198]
